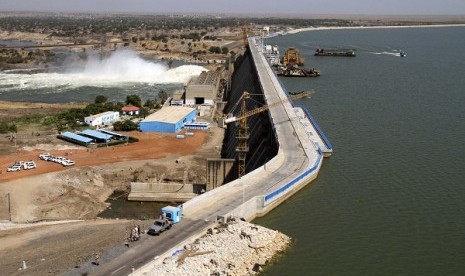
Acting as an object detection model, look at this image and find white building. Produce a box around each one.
[84,111,120,127]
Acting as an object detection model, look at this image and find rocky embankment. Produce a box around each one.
[135,219,291,275]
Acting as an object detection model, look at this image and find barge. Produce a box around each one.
[276,64,320,77]
[315,48,356,57]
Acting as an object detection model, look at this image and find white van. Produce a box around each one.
[7,164,21,172]
[23,161,37,170]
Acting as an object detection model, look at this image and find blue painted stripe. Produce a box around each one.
[264,148,323,204]
[300,106,333,150]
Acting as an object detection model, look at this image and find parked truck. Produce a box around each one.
[147,219,172,235]
[147,205,183,236]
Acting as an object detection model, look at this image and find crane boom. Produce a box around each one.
[224,90,313,124]
[224,90,314,177]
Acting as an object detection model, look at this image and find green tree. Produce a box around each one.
[113,119,138,131]
[221,46,229,54]
[95,95,108,104]
[140,107,149,118]
[208,46,221,54]
[157,90,168,105]
[144,99,157,109]
[8,124,17,133]
[126,95,142,107]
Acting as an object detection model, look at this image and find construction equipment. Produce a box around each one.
[223,90,314,177]
[242,25,249,48]
[281,47,305,66]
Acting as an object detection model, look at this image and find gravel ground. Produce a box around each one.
[136,219,291,276]
[0,219,152,276]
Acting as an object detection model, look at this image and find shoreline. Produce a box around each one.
[287,23,465,34]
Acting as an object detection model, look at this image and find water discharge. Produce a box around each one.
[0,49,206,92]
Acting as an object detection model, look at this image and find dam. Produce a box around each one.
[94,37,333,275]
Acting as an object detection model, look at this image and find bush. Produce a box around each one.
[208,46,221,54]
[113,119,138,131]
[95,95,108,104]
[0,122,17,133]
[126,95,142,107]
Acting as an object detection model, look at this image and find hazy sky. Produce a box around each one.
[1,0,465,15]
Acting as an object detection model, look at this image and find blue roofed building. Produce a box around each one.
[80,129,113,143]
[139,106,197,133]
[59,131,93,145]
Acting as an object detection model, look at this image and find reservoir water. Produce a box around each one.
[255,26,465,275]
[2,26,465,275]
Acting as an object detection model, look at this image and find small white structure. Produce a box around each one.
[170,90,185,106]
[84,111,120,127]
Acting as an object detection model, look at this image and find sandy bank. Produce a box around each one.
[287,23,465,34]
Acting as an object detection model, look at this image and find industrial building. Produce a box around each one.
[170,90,185,106]
[59,131,93,146]
[139,106,196,133]
[84,111,120,127]
[185,71,220,106]
[79,129,113,143]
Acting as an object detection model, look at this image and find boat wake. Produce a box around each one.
[0,49,206,92]
[372,52,400,57]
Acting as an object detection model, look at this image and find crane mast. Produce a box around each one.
[229,90,313,177]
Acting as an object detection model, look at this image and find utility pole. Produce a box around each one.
[7,193,11,221]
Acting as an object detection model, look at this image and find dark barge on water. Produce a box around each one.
[315,48,356,57]
[276,64,320,77]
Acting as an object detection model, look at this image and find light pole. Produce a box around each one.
[6,193,11,221]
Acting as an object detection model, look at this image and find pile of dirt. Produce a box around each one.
[138,219,291,275]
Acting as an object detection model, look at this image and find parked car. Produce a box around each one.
[23,161,37,170]
[39,153,51,160]
[147,219,172,236]
[61,160,75,166]
[7,165,21,172]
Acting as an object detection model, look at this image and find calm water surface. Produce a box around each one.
[255,27,465,275]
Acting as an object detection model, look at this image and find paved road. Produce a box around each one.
[90,219,213,276]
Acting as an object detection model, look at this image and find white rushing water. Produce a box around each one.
[0,49,206,92]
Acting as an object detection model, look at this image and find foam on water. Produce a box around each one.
[0,49,206,92]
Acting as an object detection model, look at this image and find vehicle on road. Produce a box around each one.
[147,219,172,236]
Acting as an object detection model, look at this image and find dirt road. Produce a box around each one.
[0,126,224,275]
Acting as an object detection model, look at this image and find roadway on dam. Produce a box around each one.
[91,39,322,276]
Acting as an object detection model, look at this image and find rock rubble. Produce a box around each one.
[139,219,291,276]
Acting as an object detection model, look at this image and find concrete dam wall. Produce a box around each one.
[221,48,278,178]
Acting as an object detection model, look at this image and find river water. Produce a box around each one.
[254,26,465,275]
[0,48,205,103]
[2,27,465,275]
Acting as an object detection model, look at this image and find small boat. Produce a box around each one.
[399,50,407,57]
[289,91,305,96]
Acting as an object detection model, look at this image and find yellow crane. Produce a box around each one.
[223,90,314,177]
[241,25,249,48]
